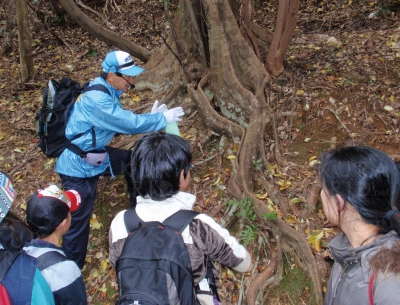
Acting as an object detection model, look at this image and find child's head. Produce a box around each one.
[27,185,81,239]
[0,172,14,224]
[131,132,192,201]
[318,146,399,231]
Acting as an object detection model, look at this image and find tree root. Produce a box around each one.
[246,255,278,305]
[76,0,116,30]
[228,109,323,304]
[187,81,244,143]
[325,107,353,138]
[135,0,323,302]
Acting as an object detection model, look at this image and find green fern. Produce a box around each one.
[240,225,258,247]
[262,211,278,221]
[227,197,256,221]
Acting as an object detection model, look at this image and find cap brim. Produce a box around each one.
[119,65,145,77]
[65,190,81,212]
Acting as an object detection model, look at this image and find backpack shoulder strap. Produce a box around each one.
[163,210,199,232]
[36,250,68,271]
[83,84,111,96]
[0,251,21,282]
[368,272,376,305]
[123,208,143,233]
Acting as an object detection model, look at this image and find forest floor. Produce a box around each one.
[0,0,399,304]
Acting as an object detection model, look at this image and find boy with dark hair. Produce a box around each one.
[24,185,87,305]
[109,132,252,305]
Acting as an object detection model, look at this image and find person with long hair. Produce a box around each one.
[0,172,55,305]
[319,146,400,305]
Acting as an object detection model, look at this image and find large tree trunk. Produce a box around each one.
[59,0,321,302]
[15,0,34,82]
[58,0,151,62]
[134,0,323,303]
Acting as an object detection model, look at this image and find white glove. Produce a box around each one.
[164,107,184,123]
[151,100,168,114]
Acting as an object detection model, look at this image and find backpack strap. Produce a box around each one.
[66,84,111,157]
[123,209,199,233]
[0,251,21,282]
[368,272,376,305]
[83,84,111,96]
[123,208,143,233]
[163,210,199,232]
[163,211,220,302]
[35,250,67,271]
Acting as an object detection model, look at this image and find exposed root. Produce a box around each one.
[103,0,121,15]
[228,108,323,304]
[372,101,391,130]
[306,184,320,210]
[246,255,278,305]
[136,0,323,302]
[76,0,115,30]
[325,107,353,138]
[187,77,244,143]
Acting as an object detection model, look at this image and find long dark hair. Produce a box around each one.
[130,132,192,201]
[318,146,400,235]
[0,211,32,251]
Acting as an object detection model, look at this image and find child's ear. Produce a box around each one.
[57,216,70,235]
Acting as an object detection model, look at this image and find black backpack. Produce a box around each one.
[35,77,110,158]
[116,209,201,305]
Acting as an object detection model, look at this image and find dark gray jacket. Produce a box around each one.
[324,230,400,305]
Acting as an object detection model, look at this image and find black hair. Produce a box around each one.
[130,132,192,201]
[318,146,400,235]
[395,161,400,211]
[0,211,32,251]
[26,192,69,239]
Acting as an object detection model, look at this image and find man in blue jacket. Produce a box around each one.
[56,50,184,268]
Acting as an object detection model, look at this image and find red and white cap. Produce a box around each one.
[37,185,81,212]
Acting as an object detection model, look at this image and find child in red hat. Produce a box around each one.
[24,185,87,305]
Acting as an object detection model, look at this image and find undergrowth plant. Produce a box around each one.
[226,197,258,246]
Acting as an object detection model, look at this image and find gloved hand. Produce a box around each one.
[151,100,168,114]
[164,107,185,123]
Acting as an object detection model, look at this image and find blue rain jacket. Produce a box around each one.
[55,76,166,178]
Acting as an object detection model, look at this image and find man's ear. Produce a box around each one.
[335,194,345,212]
[179,169,184,184]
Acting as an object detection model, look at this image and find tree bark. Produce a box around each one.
[15,0,34,82]
[58,0,151,63]
[60,0,322,302]
[133,0,323,303]
[266,0,299,76]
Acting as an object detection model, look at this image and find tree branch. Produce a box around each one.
[58,0,151,62]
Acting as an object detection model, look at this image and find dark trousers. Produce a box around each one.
[60,146,136,269]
